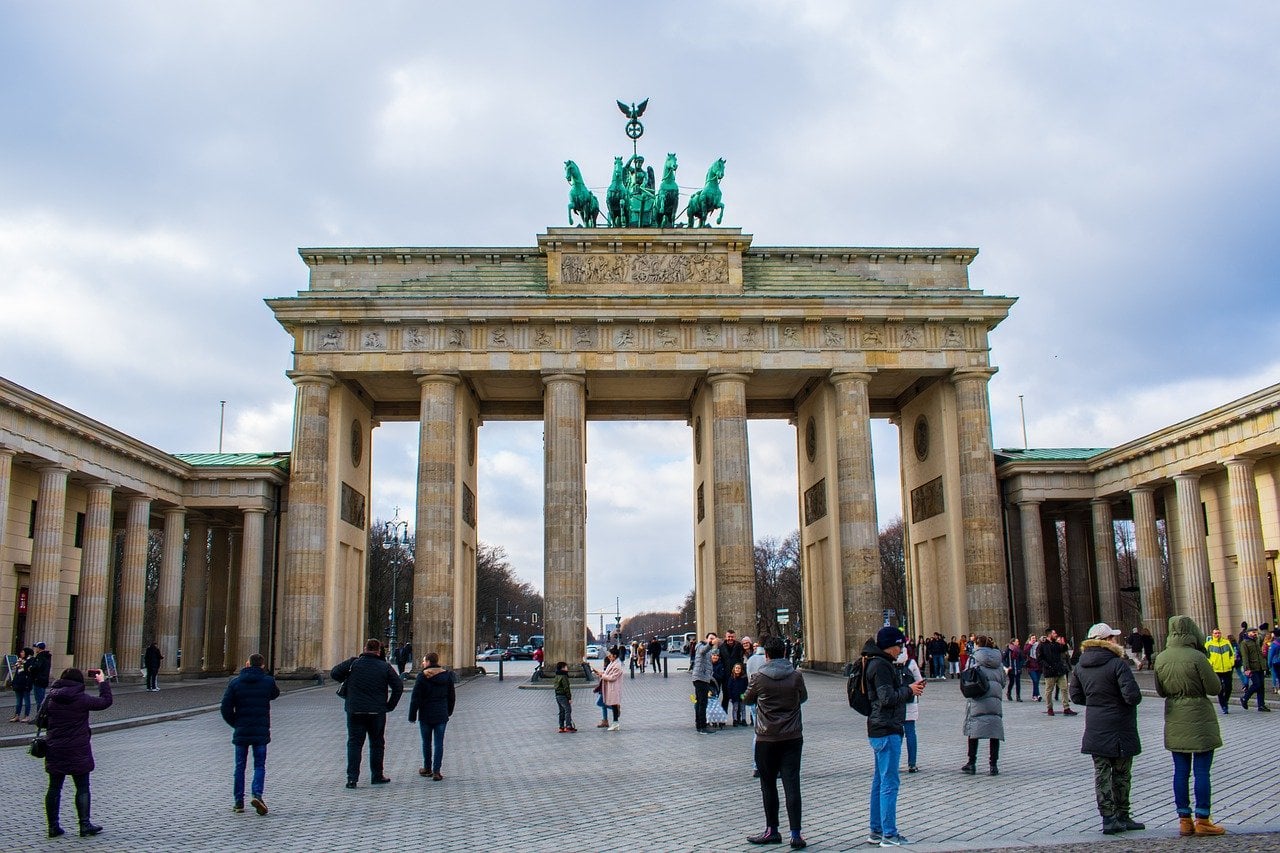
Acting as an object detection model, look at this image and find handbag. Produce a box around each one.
[29,726,47,758]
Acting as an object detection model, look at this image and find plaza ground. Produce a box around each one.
[2,659,1278,852]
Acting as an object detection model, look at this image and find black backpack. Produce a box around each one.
[959,665,989,699]
[846,656,874,716]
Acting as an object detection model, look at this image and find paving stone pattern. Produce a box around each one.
[1,662,1278,851]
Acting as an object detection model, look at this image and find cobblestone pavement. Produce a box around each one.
[1,660,1278,851]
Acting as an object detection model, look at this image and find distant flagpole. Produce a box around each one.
[1018,395,1028,449]
[218,400,226,453]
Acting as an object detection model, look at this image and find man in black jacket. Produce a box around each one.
[331,639,404,788]
[1068,623,1143,835]
[864,626,925,847]
[1039,629,1077,716]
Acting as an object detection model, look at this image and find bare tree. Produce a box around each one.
[879,517,906,626]
[364,519,415,643]
[754,530,801,639]
[473,543,543,650]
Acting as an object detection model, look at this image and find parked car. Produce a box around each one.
[585,645,602,660]
[477,648,510,662]
[508,645,536,660]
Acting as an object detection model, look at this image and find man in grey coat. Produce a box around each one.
[690,632,719,734]
[1069,622,1144,835]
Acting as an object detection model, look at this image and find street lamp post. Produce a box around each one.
[382,508,410,650]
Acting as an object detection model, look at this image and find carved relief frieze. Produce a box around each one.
[740,325,759,348]
[781,325,801,347]
[446,327,467,348]
[655,326,679,348]
[534,327,553,348]
[899,324,923,349]
[614,327,636,348]
[318,327,344,350]
[573,326,594,349]
[823,325,844,348]
[361,329,386,350]
[404,328,428,350]
[700,324,721,346]
[560,252,729,286]
[943,324,965,348]
[862,325,885,347]
[489,326,509,348]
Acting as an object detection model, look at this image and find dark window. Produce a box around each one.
[75,513,86,548]
[66,595,78,650]
[28,500,37,538]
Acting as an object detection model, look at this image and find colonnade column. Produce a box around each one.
[0,447,13,563]
[27,466,69,652]
[180,520,209,675]
[952,368,1008,636]
[1225,457,1270,625]
[1065,513,1095,642]
[415,373,461,667]
[115,495,152,672]
[831,371,881,658]
[707,371,756,636]
[155,507,186,672]
[1019,500,1049,633]
[204,526,230,673]
[1173,473,1214,631]
[1130,486,1167,649]
[542,372,586,672]
[73,483,114,668]
[279,371,336,675]
[1090,498,1122,625]
[223,529,242,671]
[235,508,267,666]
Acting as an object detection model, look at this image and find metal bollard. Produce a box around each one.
[663,656,668,678]
[498,656,504,682]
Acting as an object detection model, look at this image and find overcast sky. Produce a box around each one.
[3,3,1277,620]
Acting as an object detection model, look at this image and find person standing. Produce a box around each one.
[960,636,1005,776]
[690,632,719,734]
[42,667,112,838]
[1002,638,1023,701]
[591,647,624,730]
[946,636,960,678]
[1204,628,1236,714]
[1038,629,1076,716]
[898,647,924,773]
[1025,634,1042,700]
[864,626,925,847]
[30,641,52,710]
[408,651,456,780]
[719,630,745,713]
[552,661,576,733]
[144,641,163,692]
[330,638,404,788]
[1238,627,1271,711]
[1154,615,1227,836]
[220,653,280,815]
[1068,623,1144,834]
[647,637,663,672]
[9,647,34,722]
[743,637,808,849]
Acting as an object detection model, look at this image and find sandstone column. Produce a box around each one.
[542,372,587,671]
[707,371,756,636]
[1019,500,1049,633]
[1173,473,1214,630]
[1090,498,1122,625]
[952,368,1008,636]
[204,526,230,673]
[180,519,209,675]
[235,508,267,666]
[73,483,114,668]
[1065,512,1095,642]
[223,528,243,671]
[155,507,186,673]
[1130,487,1167,649]
[415,373,460,667]
[279,371,336,675]
[115,495,152,673]
[1225,457,1270,626]
[831,371,881,658]
[0,447,13,564]
[27,466,69,652]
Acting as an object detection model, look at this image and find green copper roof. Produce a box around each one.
[995,448,1108,463]
[174,452,291,471]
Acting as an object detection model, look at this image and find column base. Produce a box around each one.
[801,659,847,675]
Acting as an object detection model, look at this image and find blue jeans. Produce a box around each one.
[418,720,448,774]
[930,654,945,678]
[233,743,267,801]
[13,688,32,717]
[1029,670,1041,698]
[868,734,903,838]
[1241,670,1267,709]
[903,721,917,768]
[1172,751,1213,818]
[33,686,46,710]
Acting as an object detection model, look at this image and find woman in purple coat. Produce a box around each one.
[42,667,112,837]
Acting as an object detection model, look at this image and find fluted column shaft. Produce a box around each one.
[1131,487,1167,649]
[952,368,1008,636]
[708,372,756,635]
[28,466,69,651]
[74,484,115,667]
[155,507,185,672]
[181,520,209,674]
[1173,473,1214,630]
[1090,499,1122,625]
[831,371,881,658]
[1065,513,1094,642]
[0,448,13,569]
[223,529,242,671]
[1019,501,1049,633]
[415,373,461,667]
[115,496,152,672]
[279,372,335,675]
[1225,457,1270,626]
[235,509,267,666]
[542,372,587,672]
[204,527,230,673]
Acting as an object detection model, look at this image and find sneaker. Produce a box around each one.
[371,776,391,785]
[866,832,883,845]
[1241,697,1248,710]
[250,796,267,816]
[431,772,443,781]
[418,768,430,776]
[558,727,568,733]
[1260,706,1272,712]
[1062,709,1078,716]
[1046,708,1055,716]
[880,834,911,847]
[608,723,620,731]
[790,835,807,849]
[747,829,782,844]
[566,727,577,732]
[344,781,357,789]
[907,765,917,773]
[232,801,244,813]
[597,721,609,728]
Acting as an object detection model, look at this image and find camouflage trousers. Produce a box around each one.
[1092,755,1133,818]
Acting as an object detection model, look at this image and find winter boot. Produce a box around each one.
[76,787,102,837]
[1116,814,1145,831]
[1194,817,1226,836]
[46,786,63,837]
[1178,817,1195,837]
[989,762,999,776]
[1101,816,1124,835]
[960,761,976,775]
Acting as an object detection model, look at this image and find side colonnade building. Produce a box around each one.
[0,376,288,678]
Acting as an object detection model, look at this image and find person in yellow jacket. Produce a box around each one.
[1204,628,1236,715]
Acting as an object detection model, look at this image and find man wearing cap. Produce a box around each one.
[1069,623,1144,835]
[30,642,53,709]
[1238,626,1270,712]
[862,626,925,847]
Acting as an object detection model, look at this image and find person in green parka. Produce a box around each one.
[1153,615,1227,837]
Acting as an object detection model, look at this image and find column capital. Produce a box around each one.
[1016,498,1043,508]
[126,493,153,506]
[0,444,15,459]
[286,369,337,388]
[1224,455,1256,471]
[1128,484,1156,496]
[706,370,751,386]
[829,370,876,386]
[85,481,115,496]
[36,464,71,476]
[541,370,586,387]
[162,505,187,518]
[414,370,462,387]
[1172,471,1202,485]
[951,366,998,382]
[241,506,269,517]
[1089,497,1113,507]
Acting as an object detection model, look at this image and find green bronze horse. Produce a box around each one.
[565,160,600,227]
[606,156,626,227]
[686,157,726,228]
[655,153,679,228]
